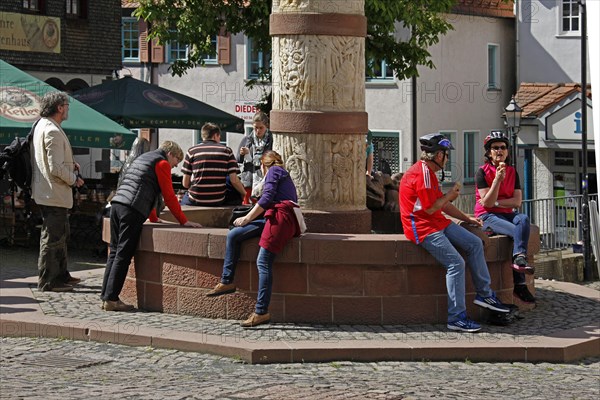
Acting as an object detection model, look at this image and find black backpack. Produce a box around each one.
[0,121,38,208]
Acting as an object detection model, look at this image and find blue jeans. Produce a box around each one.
[420,222,493,322]
[221,219,265,284]
[480,212,530,285]
[180,192,199,206]
[255,247,277,315]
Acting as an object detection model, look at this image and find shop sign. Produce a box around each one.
[546,100,594,141]
[234,101,258,121]
[0,12,61,53]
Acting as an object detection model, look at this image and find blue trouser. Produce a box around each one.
[420,222,494,322]
[480,212,530,285]
[220,219,265,284]
[255,247,277,315]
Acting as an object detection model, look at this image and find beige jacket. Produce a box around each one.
[31,118,77,208]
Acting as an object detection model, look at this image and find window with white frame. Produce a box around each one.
[463,131,479,182]
[22,0,42,11]
[439,131,456,182]
[248,38,271,79]
[561,0,580,33]
[487,44,500,89]
[66,0,85,17]
[167,40,188,62]
[122,18,139,62]
[366,60,394,81]
[200,35,218,64]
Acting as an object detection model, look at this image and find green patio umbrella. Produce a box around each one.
[0,59,136,149]
[72,76,244,132]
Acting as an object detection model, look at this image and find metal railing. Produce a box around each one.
[454,192,599,252]
[520,193,598,251]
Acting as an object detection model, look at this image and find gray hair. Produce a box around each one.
[160,141,183,161]
[39,92,69,118]
[420,150,442,161]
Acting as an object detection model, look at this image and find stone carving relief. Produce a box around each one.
[274,133,366,210]
[272,36,365,112]
[274,133,318,205]
[273,0,364,15]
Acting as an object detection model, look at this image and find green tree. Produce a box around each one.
[134,0,456,80]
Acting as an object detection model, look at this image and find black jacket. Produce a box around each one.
[111,149,167,218]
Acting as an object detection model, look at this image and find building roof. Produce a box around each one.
[122,1,139,7]
[452,0,514,19]
[515,83,592,117]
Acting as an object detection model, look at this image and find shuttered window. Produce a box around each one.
[122,17,140,62]
[218,29,231,65]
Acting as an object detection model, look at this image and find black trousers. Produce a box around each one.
[101,202,146,301]
[38,205,69,290]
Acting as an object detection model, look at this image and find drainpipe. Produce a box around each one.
[411,75,418,164]
[515,0,520,85]
[524,148,532,215]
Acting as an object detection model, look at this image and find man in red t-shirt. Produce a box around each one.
[399,133,509,332]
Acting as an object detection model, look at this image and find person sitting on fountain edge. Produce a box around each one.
[399,133,510,332]
[474,131,535,304]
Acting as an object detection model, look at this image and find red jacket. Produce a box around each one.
[259,200,300,254]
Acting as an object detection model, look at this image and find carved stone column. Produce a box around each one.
[270,0,370,233]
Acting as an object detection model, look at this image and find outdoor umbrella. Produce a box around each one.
[72,76,244,132]
[0,59,136,149]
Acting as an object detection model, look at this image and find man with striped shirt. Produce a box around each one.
[181,123,246,206]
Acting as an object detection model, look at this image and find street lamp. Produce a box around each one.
[504,96,523,168]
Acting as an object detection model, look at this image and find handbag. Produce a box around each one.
[228,205,253,229]
[291,202,307,234]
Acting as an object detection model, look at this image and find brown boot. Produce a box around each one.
[206,282,236,297]
[240,312,271,328]
[48,284,74,292]
[103,300,134,312]
[66,276,82,285]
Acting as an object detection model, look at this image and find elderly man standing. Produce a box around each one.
[399,133,509,332]
[31,92,85,292]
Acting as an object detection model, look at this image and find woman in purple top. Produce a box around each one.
[206,151,300,328]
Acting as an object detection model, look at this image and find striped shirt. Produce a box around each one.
[399,161,451,244]
[181,140,240,205]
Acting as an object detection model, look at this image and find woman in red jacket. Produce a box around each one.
[206,151,300,327]
[474,131,535,304]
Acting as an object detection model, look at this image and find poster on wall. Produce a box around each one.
[554,172,578,245]
[0,12,60,53]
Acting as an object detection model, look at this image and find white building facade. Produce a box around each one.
[119,1,516,202]
[516,0,595,199]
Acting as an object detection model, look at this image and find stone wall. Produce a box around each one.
[108,216,540,325]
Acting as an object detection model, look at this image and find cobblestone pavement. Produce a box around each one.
[23,274,600,344]
[1,336,599,400]
[1,246,599,399]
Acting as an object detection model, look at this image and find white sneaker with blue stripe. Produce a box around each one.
[447,312,481,332]
[474,293,510,313]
